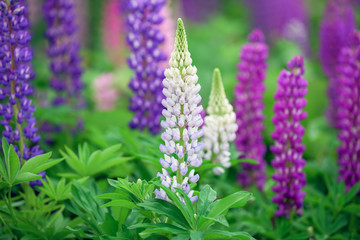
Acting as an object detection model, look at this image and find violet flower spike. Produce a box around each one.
[234,29,268,190]
[0,0,43,185]
[319,0,355,127]
[43,0,84,106]
[270,56,308,218]
[202,68,237,175]
[155,18,203,203]
[336,30,360,192]
[126,0,167,134]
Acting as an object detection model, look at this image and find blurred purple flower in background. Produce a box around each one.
[246,0,309,55]
[336,30,360,192]
[93,73,119,111]
[235,30,268,190]
[319,0,355,127]
[271,56,308,218]
[126,0,167,134]
[180,0,219,22]
[43,0,84,107]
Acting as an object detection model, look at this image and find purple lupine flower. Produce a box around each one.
[246,0,309,55]
[0,0,44,186]
[271,56,307,218]
[336,30,360,192]
[155,18,203,203]
[126,0,167,134]
[319,0,355,127]
[43,0,84,107]
[0,0,42,159]
[234,30,268,190]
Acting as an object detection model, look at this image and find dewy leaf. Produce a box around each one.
[197,185,217,217]
[8,144,20,184]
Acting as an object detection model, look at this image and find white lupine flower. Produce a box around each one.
[202,68,238,175]
[156,19,203,203]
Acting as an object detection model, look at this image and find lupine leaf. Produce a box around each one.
[197,185,217,217]
[204,230,255,240]
[101,199,135,209]
[137,199,190,229]
[190,230,205,240]
[8,144,20,184]
[345,182,360,204]
[13,172,41,185]
[20,152,52,173]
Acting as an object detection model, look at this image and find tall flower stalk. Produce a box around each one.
[319,0,355,127]
[43,0,84,106]
[234,30,268,190]
[271,56,307,218]
[203,68,237,175]
[126,0,167,134]
[155,18,203,203]
[0,0,42,160]
[336,30,360,191]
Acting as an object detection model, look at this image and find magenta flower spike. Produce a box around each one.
[319,0,355,127]
[336,30,360,192]
[235,29,268,190]
[271,56,308,218]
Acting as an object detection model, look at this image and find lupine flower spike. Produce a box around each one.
[235,29,268,190]
[43,0,84,106]
[126,0,167,134]
[0,0,43,185]
[336,30,360,192]
[271,56,308,218]
[155,18,203,203]
[320,0,355,127]
[203,68,237,175]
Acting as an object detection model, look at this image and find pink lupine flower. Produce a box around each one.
[93,73,119,111]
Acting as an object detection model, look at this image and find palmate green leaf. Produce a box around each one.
[137,199,190,229]
[20,152,52,173]
[345,182,360,204]
[0,156,8,183]
[101,199,135,209]
[174,187,196,228]
[204,230,255,240]
[190,231,205,240]
[284,233,312,240]
[197,185,217,217]
[129,223,188,238]
[199,215,229,227]
[97,192,130,200]
[207,191,252,217]
[94,156,133,175]
[60,146,85,176]
[171,235,190,240]
[198,191,252,230]
[152,181,194,229]
[8,144,20,184]
[13,172,41,185]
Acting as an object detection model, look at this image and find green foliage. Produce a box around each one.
[0,138,62,188]
[131,183,254,239]
[59,143,133,178]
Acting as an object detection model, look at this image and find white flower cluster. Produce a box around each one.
[202,69,238,175]
[155,19,203,203]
